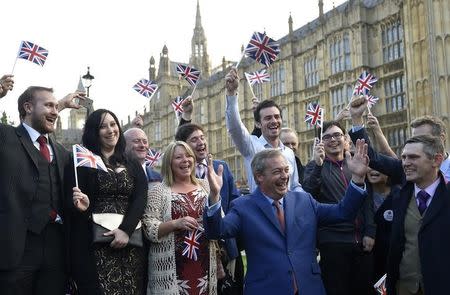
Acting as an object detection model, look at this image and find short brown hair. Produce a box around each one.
[410,116,446,137]
[404,135,444,159]
[17,86,53,119]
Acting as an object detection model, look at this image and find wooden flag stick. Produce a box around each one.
[72,145,79,188]
[234,50,246,69]
[244,74,257,98]
[319,108,325,141]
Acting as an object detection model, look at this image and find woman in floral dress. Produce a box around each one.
[143,141,218,295]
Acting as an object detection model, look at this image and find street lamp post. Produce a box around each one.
[81,66,95,118]
[81,66,95,97]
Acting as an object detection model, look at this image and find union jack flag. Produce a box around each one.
[171,96,185,119]
[145,149,162,168]
[133,79,158,99]
[182,229,202,261]
[354,71,378,95]
[244,32,280,67]
[304,103,323,127]
[373,274,387,295]
[244,68,270,86]
[176,64,200,87]
[18,41,48,66]
[367,95,379,108]
[72,144,108,172]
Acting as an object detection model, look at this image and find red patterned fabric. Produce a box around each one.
[172,188,210,294]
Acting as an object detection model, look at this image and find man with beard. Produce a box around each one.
[302,121,375,295]
[224,68,302,192]
[175,117,244,294]
[124,127,162,188]
[0,85,84,295]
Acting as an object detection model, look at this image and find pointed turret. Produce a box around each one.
[158,45,170,78]
[189,0,210,77]
[149,56,156,80]
[319,0,324,18]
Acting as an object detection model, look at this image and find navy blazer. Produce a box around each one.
[386,176,450,295]
[349,127,405,185]
[204,184,367,295]
[145,165,162,182]
[212,159,241,259]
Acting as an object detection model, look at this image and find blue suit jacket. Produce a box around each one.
[204,184,367,295]
[145,165,162,182]
[212,159,241,259]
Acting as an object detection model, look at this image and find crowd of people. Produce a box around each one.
[0,68,449,295]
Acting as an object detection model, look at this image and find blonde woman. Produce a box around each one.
[143,141,220,295]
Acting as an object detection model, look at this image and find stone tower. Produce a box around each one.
[401,0,450,131]
[68,77,87,129]
[189,0,210,78]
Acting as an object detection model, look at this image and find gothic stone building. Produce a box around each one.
[124,0,450,188]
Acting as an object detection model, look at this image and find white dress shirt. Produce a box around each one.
[225,95,302,193]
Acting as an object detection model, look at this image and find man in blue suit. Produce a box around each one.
[204,140,370,295]
[175,122,243,293]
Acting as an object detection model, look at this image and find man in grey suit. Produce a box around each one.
[0,82,84,295]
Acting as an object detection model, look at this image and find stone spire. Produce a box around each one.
[158,45,170,78]
[288,13,293,35]
[149,56,156,80]
[189,0,210,78]
[319,0,324,18]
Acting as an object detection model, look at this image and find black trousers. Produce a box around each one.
[0,223,66,295]
[319,242,374,295]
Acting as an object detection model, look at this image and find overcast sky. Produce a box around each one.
[1,0,345,126]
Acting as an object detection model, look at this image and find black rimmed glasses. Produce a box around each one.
[321,132,343,141]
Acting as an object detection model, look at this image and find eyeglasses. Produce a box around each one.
[321,132,343,141]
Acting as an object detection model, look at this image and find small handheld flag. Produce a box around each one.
[73,144,107,172]
[133,79,158,99]
[176,64,200,87]
[244,68,270,86]
[354,71,378,95]
[171,96,185,119]
[72,144,108,187]
[145,149,163,168]
[17,41,49,67]
[367,95,379,108]
[304,103,324,127]
[182,229,202,261]
[244,32,280,67]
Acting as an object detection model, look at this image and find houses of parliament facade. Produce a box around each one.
[69,0,450,188]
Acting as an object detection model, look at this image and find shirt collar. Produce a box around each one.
[257,135,285,150]
[440,154,450,173]
[22,123,48,143]
[197,158,208,166]
[261,192,285,208]
[414,177,441,199]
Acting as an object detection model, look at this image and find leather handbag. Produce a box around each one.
[92,213,143,247]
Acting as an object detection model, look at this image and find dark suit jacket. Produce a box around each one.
[386,176,450,295]
[0,124,71,270]
[204,184,367,295]
[349,127,405,185]
[349,128,450,294]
